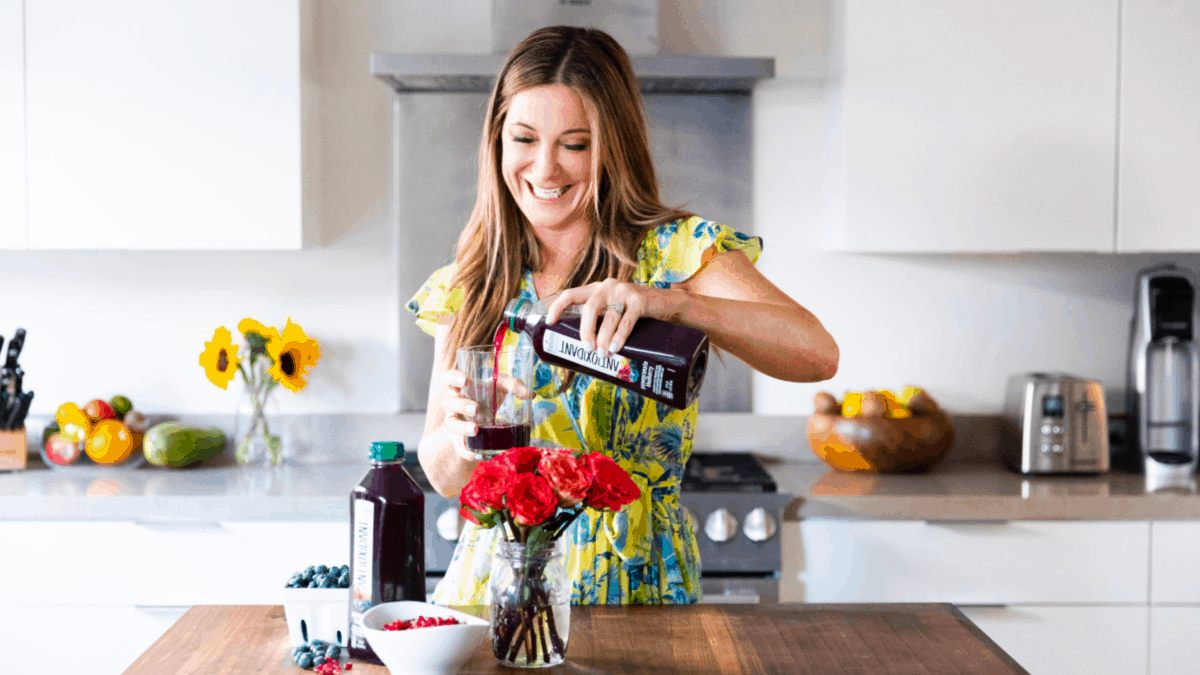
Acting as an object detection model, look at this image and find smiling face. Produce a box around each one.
[501,84,595,238]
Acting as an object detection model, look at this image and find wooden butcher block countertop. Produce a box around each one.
[123,603,1029,675]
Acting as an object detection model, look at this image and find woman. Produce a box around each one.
[408,26,838,605]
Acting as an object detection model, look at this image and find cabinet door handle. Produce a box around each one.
[923,519,1010,526]
[134,519,222,530]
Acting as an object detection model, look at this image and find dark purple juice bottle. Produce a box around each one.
[347,441,425,665]
[503,298,710,409]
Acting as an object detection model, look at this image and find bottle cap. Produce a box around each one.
[506,298,529,332]
[369,441,405,461]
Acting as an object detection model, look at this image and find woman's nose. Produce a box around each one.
[530,143,558,181]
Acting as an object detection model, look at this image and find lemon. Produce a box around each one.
[898,386,924,406]
[56,402,92,444]
[85,420,136,464]
[842,392,864,417]
[878,390,911,419]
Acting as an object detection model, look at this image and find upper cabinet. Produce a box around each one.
[831,1,1120,253]
[23,0,301,250]
[1117,0,1200,253]
[0,0,25,250]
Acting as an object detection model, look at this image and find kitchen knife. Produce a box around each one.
[6,391,32,430]
[4,328,23,370]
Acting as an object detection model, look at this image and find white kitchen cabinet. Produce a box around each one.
[831,0,1118,253]
[1150,606,1200,675]
[961,605,1149,675]
[0,0,25,250]
[1117,0,1200,252]
[1149,521,1200,604]
[23,0,301,250]
[0,521,348,605]
[0,604,189,675]
[798,519,1149,604]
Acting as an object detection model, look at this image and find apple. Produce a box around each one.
[45,432,82,466]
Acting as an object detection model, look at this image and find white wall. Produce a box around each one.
[2,0,1197,417]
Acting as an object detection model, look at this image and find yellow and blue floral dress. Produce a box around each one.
[406,216,762,605]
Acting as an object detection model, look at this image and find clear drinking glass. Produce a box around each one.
[456,345,535,459]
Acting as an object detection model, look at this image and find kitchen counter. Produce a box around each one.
[764,456,1200,520]
[7,449,1200,522]
[124,604,1028,674]
[0,454,359,520]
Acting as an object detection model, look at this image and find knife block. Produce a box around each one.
[0,428,27,471]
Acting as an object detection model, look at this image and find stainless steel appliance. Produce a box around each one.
[1002,373,1109,474]
[1127,264,1200,484]
[405,452,789,603]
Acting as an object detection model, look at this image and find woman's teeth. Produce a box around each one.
[531,183,569,200]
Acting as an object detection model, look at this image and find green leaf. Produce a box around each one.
[245,331,271,356]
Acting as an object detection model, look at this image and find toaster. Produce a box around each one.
[1002,373,1109,474]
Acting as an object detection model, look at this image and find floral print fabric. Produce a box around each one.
[406,216,763,605]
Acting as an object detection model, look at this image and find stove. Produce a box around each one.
[406,451,790,603]
[679,453,790,603]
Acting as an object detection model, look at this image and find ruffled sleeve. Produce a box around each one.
[638,216,763,286]
[405,264,464,337]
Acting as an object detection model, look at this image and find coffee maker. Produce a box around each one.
[1127,264,1200,486]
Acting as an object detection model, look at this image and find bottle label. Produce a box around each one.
[543,331,639,383]
[349,498,375,649]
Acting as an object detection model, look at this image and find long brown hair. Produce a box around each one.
[443,26,693,368]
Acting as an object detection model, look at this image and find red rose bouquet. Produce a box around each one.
[458,446,641,544]
[458,446,641,666]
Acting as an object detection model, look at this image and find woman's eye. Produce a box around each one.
[565,144,588,152]
[512,136,534,144]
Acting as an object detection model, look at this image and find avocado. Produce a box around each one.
[143,423,226,468]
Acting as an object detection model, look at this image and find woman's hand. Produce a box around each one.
[546,279,674,358]
[437,368,484,462]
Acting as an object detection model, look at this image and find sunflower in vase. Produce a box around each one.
[199,318,321,466]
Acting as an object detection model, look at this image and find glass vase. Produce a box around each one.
[233,388,282,468]
[489,538,570,668]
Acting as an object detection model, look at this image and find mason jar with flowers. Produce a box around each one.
[198,317,321,467]
[459,446,641,668]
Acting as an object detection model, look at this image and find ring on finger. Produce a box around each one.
[606,302,626,314]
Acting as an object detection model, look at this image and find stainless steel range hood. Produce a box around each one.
[370,53,774,94]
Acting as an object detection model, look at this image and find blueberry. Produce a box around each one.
[339,565,349,576]
[325,645,341,660]
[312,574,327,588]
[316,565,329,576]
[310,639,328,649]
[297,653,314,669]
[301,567,315,582]
[338,575,349,589]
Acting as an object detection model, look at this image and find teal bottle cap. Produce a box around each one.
[369,441,405,461]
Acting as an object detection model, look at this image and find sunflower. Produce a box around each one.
[267,317,322,393]
[199,326,242,389]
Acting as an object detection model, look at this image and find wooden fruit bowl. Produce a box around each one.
[806,390,955,473]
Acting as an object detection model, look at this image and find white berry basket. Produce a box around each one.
[282,587,350,647]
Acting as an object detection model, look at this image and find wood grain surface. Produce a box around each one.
[123,603,1030,675]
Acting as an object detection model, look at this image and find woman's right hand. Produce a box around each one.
[438,368,483,462]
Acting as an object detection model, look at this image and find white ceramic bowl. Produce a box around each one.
[362,601,489,675]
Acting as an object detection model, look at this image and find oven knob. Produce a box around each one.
[436,508,463,541]
[704,509,738,543]
[742,507,777,542]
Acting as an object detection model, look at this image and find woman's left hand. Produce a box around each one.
[545,279,670,358]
